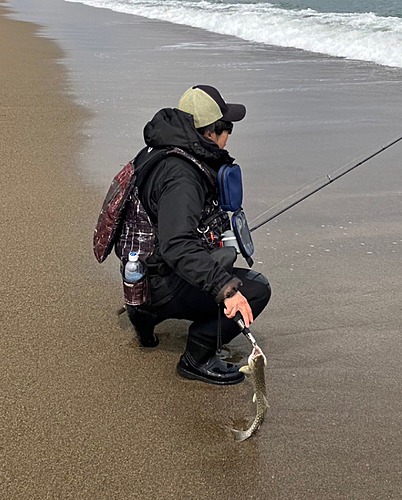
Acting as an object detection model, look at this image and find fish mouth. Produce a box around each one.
[252,345,263,357]
[250,345,267,366]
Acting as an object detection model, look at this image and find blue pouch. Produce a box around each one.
[218,164,243,212]
[218,164,254,267]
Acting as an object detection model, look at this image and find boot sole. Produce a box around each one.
[176,364,245,386]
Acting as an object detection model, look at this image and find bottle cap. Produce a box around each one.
[128,252,139,262]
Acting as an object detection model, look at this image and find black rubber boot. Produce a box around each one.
[127,306,160,348]
[177,339,245,385]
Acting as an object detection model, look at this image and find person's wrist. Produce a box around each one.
[215,277,242,303]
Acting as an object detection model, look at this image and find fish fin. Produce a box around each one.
[239,365,252,376]
[252,393,257,404]
[263,395,269,408]
[231,428,252,442]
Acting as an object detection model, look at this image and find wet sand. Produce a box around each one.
[2,0,402,499]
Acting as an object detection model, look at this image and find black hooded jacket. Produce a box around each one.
[136,108,242,307]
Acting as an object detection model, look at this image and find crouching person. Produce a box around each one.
[116,85,271,385]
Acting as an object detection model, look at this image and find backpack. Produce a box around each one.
[93,146,215,265]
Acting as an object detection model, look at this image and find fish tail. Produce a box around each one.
[231,428,252,442]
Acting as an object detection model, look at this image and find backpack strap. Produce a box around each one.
[168,147,215,187]
[134,146,216,190]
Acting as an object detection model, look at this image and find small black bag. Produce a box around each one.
[232,210,254,267]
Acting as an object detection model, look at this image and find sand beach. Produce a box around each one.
[1,0,402,498]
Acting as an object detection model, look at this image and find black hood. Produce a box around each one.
[143,108,233,170]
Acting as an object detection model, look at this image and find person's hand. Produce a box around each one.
[223,291,253,328]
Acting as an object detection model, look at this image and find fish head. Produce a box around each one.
[247,345,267,370]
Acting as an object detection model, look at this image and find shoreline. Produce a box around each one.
[17,0,402,70]
[8,0,402,196]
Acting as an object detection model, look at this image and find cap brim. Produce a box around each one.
[221,103,246,122]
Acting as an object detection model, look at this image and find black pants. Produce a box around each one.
[139,268,271,352]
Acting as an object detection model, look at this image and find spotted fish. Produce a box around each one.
[232,345,268,442]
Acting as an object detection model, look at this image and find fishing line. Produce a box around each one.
[250,134,402,233]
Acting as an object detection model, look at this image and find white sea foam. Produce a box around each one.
[65,0,402,68]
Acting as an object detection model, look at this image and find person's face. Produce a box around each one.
[205,130,230,150]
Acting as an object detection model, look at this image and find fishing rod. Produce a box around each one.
[234,312,258,347]
[250,134,402,233]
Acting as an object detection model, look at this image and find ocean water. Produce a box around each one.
[64,0,402,68]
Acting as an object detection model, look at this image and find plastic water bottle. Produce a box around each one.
[124,252,145,283]
[122,252,149,306]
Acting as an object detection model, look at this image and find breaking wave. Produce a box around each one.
[65,0,402,68]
